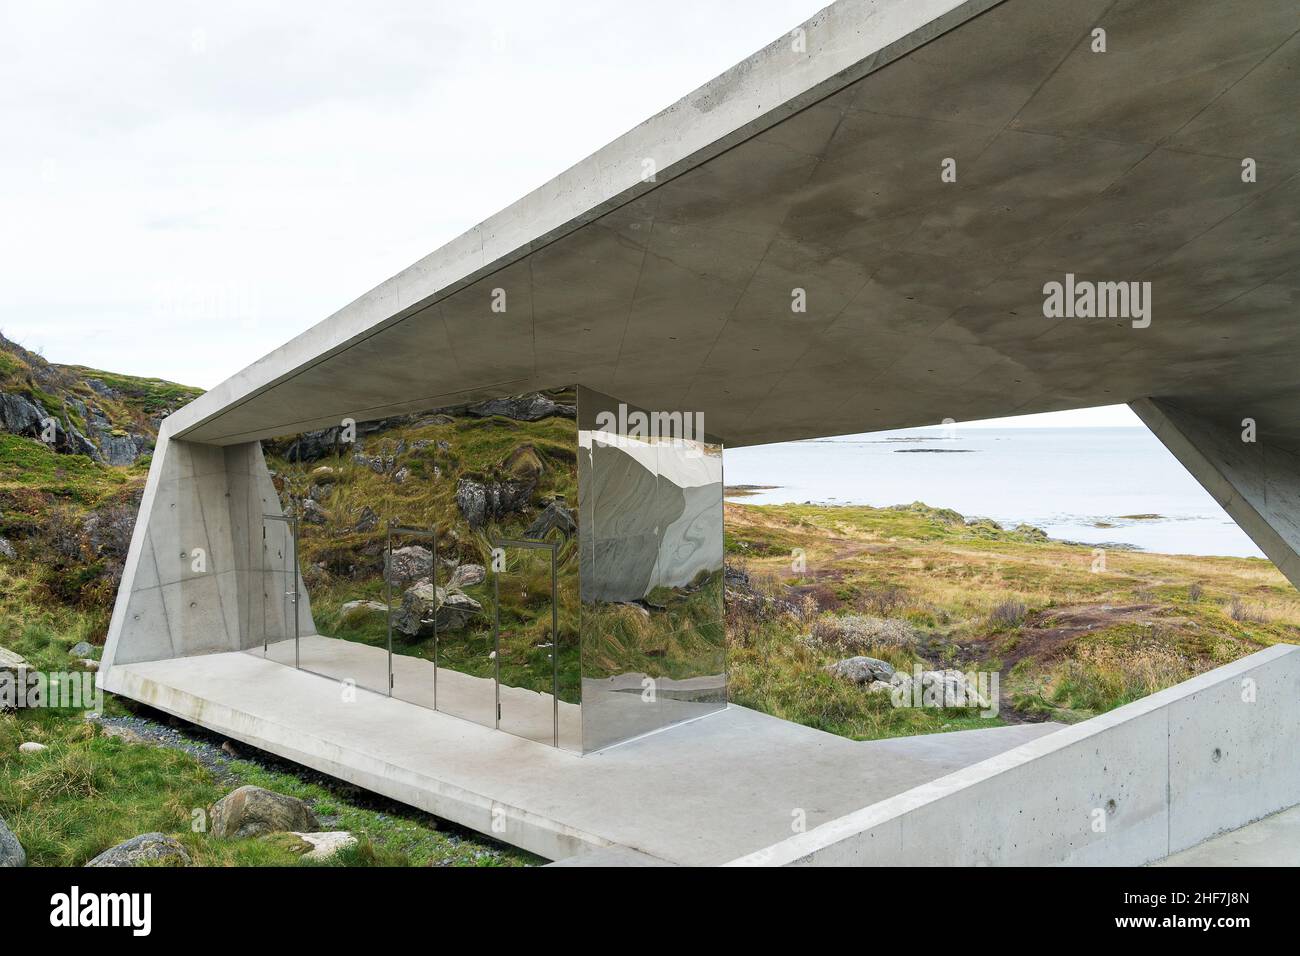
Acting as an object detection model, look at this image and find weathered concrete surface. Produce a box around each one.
[100,651,1057,864]
[1132,398,1300,589]
[156,0,1300,453]
[726,645,1300,866]
[101,431,315,676]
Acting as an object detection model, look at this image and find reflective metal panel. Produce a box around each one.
[492,539,581,749]
[578,386,727,752]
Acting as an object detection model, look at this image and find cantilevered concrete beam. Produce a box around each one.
[1131,398,1300,589]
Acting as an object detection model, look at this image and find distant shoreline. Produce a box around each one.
[724,484,779,498]
[724,496,1176,555]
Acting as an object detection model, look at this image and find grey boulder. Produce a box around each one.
[0,815,25,867]
[300,498,327,525]
[392,583,481,637]
[86,833,191,867]
[385,545,433,587]
[455,477,534,530]
[354,505,379,533]
[447,563,485,590]
[824,656,896,685]
[210,785,319,839]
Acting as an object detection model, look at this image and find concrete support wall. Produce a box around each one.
[101,427,314,674]
[1131,398,1300,590]
[727,645,1300,866]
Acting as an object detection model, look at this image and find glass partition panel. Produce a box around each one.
[493,541,554,745]
[259,514,300,668]
[383,525,440,709]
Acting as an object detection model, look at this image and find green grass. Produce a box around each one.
[0,581,538,867]
[727,616,998,739]
[58,365,203,415]
[0,434,126,503]
[725,500,1300,727]
[0,709,539,866]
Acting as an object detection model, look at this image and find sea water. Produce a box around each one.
[724,427,1263,559]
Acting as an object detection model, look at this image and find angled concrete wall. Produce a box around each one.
[727,644,1300,866]
[1131,398,1300,590]
[101,427,314,675]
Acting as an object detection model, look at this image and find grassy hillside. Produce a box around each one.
[0,345,537,866]
[264,390,581,699]
[724,500,1299,737]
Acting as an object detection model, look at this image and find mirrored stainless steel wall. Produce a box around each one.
[248,385,723,753]
[577,386,727,752]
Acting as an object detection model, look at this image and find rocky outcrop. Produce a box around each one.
[210,785,319,839]
[385,545,433,587]
[524,499,576,539]
[0,392,102,461]
[0,392,48,437]
[86,833,191,867]
[353,506,379,533]
[300,499,327,525]
[0,537,14,560]
[84,405,145,465]
[353,452,395,474]
[0,816,24,867]
[466,392,575,422]
[282,426,345,463]
[824,656,896,685]
[455,477,534,529]
[392,582,481,637]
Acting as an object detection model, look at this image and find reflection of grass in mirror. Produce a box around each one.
[582,569,726,680]
[267,389,587,705]
[311,544,583,705]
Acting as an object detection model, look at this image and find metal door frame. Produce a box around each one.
[491,538,559,747]
[261,512,300,668]
[385,522,437,701]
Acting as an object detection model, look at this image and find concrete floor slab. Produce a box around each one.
[102,651,1061,864]
[1156,804,1300,867]
[256,636,582,750]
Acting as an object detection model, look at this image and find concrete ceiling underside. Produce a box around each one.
[172,0,1300,450]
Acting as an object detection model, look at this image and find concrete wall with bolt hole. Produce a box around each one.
[1132,398,1300,591]
[726,644,1300,866]
[101,426,315,672]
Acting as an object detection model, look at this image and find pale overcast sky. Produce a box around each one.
[3,0,1134,428]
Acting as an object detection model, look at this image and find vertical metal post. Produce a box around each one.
[551,545,558,748]
[261,524,268,653]
[384,522,393,697]
[432,527,438,710]
[492,565,501,729]
[291,515,300,670]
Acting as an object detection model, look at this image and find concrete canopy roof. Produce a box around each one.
[169,0,1300,450]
